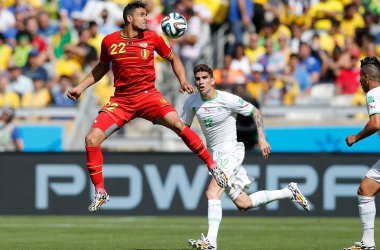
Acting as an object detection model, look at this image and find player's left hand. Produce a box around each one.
[180,82,195,94]
[258,139,271,159]
[345,135,356,147]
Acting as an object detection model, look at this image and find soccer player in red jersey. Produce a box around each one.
[66,1,227,212]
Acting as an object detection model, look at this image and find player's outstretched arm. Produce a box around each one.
[346,113,380,146]
[67,62,109,101]
[252,108,271,159]
[167,52,194,94]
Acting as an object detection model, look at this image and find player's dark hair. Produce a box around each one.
[360,57,380,82]
[123,1,146,24]
[193,64,213,78]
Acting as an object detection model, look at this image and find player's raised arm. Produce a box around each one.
[346,113,380,146]
[251,107,271,159]
[167,52,194,94]
[67,62,109,101]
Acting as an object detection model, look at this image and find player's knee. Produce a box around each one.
[173,120,185,133]
[236,202,251,212]
[85,133,100,146]
[357,186,363,196]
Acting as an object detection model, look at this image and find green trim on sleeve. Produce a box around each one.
[247,105,255,116]
[369,111,380,116]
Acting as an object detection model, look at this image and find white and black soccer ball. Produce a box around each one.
[161,12,187,39]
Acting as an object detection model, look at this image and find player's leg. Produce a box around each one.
[344,160,380,250]
[155,111,228,188]
[86,111,122,212]
[189,179,223,250]
[357,177,380,248]
[233,183,310,211]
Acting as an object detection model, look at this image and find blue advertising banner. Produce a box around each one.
[266,127,379,152]
[0,152,378,216]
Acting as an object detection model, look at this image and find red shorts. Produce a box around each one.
[92,89,176,133]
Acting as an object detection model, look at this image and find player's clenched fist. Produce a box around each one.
[345,135,356,147]
[66,87,82,101]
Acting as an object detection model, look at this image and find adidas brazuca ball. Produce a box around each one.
[161,12,187,39]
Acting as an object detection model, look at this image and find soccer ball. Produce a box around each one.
[161,12,187,39]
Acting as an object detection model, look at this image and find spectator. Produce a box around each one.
[0,107,22,152]
[335,50,361,95]
[51,20,72,59]
[262,73,283,106]
[37,11,59,41]
[0,73,20,109]
[22,49,49,82]
[227,0,254,53]
[256,38,286,78]
[245,32,265,65]
[0,32,12,71]
[213,54,246,87]
[252,0,266,32]
[25,17,48,55]
[246,63,267,103]
[12,31,34,68]
[22,75,51,108]
[306,0,343,31]
[230,43,251,76]
[65,28,98,70]
[0,1,15,33]
[87,21,104,58]
[287,53,312,96]
[8,65,33,97]
[340,3,365,38]
[54,46,83,82]
[176,6,204,78]
[298,42,322,84]
[51,75,76,107]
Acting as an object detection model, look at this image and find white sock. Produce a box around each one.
[207,199,222,248]
[358,195,376,247]
[249,187,293,208]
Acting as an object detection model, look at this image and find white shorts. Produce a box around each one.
[212,142,252,201]
[366,159,380,183]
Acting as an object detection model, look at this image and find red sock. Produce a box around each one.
[86,145,105,192]
[178,126,216,170]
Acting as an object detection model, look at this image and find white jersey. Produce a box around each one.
[366,86,380,138]
[181,90,255,152]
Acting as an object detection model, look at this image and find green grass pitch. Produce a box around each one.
[0,216,375,249]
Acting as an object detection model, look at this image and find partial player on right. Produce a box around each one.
[343,57,380,250]
[182,64,310,250]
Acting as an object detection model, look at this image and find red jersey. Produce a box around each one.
[100,30,172,96]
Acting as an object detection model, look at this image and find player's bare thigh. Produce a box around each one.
[206,179,225,200]
[154,111,185,134]
[86,112,120,146]
[358,176,380,196]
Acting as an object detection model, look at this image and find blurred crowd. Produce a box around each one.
[166,0,380,107]
[0,0,379,113]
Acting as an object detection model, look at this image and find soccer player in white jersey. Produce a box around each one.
[343,57,380,250]
[182,64,310,250]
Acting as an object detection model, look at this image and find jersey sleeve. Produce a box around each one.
[367,89,380,116]
[153,33,172,59]
[180,97,195,126]
[228,93,255,116]
[99,37,110,65]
